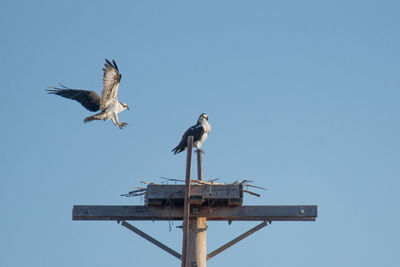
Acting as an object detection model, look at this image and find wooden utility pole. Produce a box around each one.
[196,149,203,181]
[181,136,194,267]
[186,148,206,267]
[72,143,318,266]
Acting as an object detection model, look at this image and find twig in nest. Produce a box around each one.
[243,189,261,197]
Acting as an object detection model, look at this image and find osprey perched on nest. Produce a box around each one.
[47,59,129,129]
[172,113,211,154]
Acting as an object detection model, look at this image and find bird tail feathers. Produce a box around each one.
[171,146,185,155]
[83,116,94,123]
[84,116,95,123]
[84,112,105,123]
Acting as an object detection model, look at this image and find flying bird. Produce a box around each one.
[172,113,211,154]
[46,59,129,129]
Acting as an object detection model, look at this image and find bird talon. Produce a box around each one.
[119,122,128,129]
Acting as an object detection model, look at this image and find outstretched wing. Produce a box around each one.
[46,84,100,112]
[172,124,205,154]
[100,59,121,111]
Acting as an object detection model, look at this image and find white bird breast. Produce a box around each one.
[104,100,121,120]
[196,120,211,148]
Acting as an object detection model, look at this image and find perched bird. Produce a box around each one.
[46,59,129,129]
[172,113,211,154]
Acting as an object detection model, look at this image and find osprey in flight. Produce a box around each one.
[172,113,211,154]
[47,59,129,129]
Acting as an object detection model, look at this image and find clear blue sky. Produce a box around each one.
[1,1,399,266]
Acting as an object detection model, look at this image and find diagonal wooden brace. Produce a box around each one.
[207,221,268,260]
[121,220,181,260]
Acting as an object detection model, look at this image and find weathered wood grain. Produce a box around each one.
[145,184,243,206]
[73,205,317,221]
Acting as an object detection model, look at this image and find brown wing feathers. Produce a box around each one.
[47,59,121,113]
[46,84,100,112]
[100,59,121,110]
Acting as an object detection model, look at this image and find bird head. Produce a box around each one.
[120,102,130,111]
[198,113,208,123]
